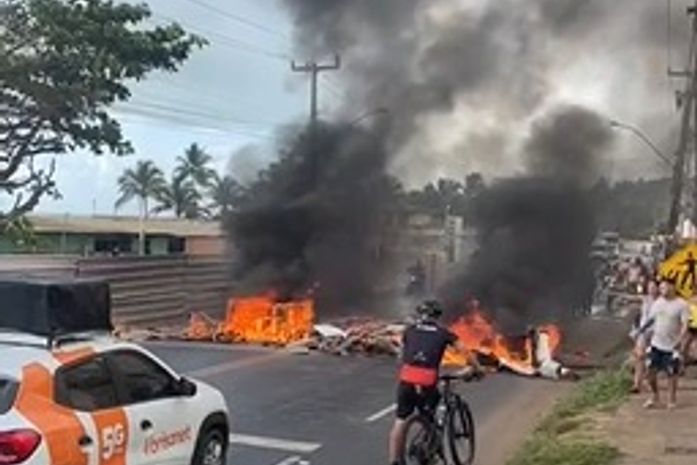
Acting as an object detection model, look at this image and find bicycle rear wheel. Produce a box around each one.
[401,415,433,465]
[447,396,475,465]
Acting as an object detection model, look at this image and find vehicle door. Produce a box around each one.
[54,356,131,465]
[105,350,199,465]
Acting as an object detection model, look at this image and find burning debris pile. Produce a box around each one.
[303,319,403,357]
[442,310,572,380]
[181,295,573,380]
[184,294,314,345]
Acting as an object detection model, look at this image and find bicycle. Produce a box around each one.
[399,371,479,465]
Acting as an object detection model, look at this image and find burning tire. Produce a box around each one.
[447,396,475,465]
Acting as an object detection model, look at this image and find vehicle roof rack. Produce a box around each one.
[48,330,114,350]
[0,278,113,344]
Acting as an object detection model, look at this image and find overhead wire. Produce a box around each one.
[114,105,276,141]
[150,12,290,61]
[119,99,283,128]
[117,3,301,141]
[182,0,290,41]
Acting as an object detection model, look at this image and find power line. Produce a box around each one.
[320,76,347,102]
[135,73,276,117]
[114,98,281,137]
[150,12,290,61]
[115,105,276,141]
[183,0,290,41]
[120,99,282,128]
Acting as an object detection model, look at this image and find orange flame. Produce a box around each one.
[219,294,315,345]
[443,311,562,376]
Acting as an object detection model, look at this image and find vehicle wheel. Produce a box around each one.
[400,415,433,465]
[192,428,227,465]
[448,396,475,465]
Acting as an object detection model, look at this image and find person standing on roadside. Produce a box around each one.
[630,279,659,393]
[680,296,697,369]
[640,278,690,409]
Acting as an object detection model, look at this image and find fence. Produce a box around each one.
[0,255,235,326]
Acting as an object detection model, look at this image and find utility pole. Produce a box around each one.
[668,1,697,234]
[291,55,341,185]
[291,54,341,127]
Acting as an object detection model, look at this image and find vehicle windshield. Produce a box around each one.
[0,378,19,414]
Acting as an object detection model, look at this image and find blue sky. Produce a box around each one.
[34,0,339,216]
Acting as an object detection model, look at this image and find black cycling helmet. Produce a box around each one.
[416,299,444,319]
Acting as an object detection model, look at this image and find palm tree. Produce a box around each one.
[175,143,217,189]
[154,175,204,219]
[115,160,166,255]
[208,175,245,218]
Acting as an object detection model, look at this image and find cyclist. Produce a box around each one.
[389,300,482,465]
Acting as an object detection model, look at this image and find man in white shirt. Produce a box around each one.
[643,278,690,409]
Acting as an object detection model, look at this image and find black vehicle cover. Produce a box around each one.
[0,278,112,336]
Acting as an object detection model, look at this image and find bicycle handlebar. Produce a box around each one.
[439,369,484,383]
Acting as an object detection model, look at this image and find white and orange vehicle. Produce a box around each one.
[0,279,229,465]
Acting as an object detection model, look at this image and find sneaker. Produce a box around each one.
[643,398,660,409]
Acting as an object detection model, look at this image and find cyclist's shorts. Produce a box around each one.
[396,382,440,420]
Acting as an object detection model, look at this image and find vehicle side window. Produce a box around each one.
[55,358,118,411]
[0,378,19,414]
[108,351,176,404]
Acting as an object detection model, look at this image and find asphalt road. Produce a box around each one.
[146,341,562,465]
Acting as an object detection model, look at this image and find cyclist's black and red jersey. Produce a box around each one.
[400,321,458,387]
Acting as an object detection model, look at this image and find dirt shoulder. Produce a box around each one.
[477,379,572,465]
[505,370,631,465]
[589,366,697,465]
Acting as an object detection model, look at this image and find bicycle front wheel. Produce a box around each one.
[447,396,475,465]
[401,415,433,465]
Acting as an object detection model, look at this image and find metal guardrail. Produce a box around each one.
[0,255,235,326]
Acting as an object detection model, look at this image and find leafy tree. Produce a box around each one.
[154,174,204,219]
[175,143,217,189]
[406,177,464,213]
[208,174,245,219]
[0,0,205,222]
[115,160,165,218]
[464,172,486,199]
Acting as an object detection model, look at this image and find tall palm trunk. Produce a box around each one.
[138,196,147,256]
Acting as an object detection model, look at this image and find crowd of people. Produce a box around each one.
[630,275,697,409]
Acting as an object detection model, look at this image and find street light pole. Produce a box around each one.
[609,120,673,167]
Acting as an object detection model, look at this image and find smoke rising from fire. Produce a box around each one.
[282,0,684,182]
[229,0,669,317]
[227,121,398,312]
[441,106,615,328]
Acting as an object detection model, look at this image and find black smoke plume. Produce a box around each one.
[440,106,615,329]
[281,0,679,182]
[229,0,660,319]
[227,121,399,312]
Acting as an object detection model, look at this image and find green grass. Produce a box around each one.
[506,370,631,465]
[537,370,632,434]
[507,439,620,465]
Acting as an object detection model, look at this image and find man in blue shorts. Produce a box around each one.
[641,278,689,409]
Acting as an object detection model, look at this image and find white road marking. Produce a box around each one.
[273,456,302,465]
[229,433,321,453]
[365,403,396,423]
